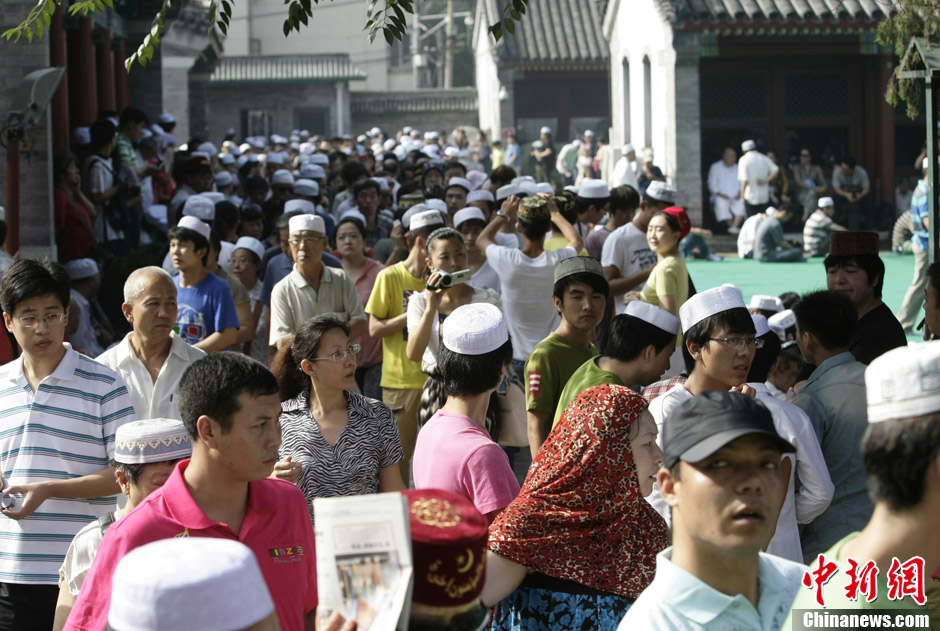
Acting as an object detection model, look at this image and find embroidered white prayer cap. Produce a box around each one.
[176,216,211,241]
[288,213,325,235]
[214,171,234,188]
[645,181,677,204]
[818,196,834,208]
[284,199,315,215]
[767,309,797,341]
[425,199,449,215]
[622,143,635,155]
[114,419,191,464]
[749,294,782,313]
[447,177,472,192]
[679,284,747,333]
[271,169,294,186]
[578,179,610,199]
[867,342,940,423]
[294,179,320,197]
[443,303,509,356]
[496,184,520,201]
[65,258,99,281]
[626,301,679,335]
[752,315,771,338]
[453,207,486,230]
[182,195,215,221]
[410,210,445,231]
[339,209,367,225]
[467,190,494,203]
[201,192,225,205]
[108,537,274,631]
[467,170,488,190]
[741,139,757,152]
[309,153,329,166]
[535,182,554,194]
[233,236,265,262]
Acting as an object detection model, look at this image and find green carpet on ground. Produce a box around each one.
[685,253,923,340]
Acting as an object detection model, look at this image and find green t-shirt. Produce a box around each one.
[784,532,924,630]
[364,262,427,389]
[639,254,687,347]
[524,333,598,414]
[552,357,624,427]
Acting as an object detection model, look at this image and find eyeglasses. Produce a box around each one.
[708,337,764,350]
[15,313,67,329]
[288,237,324,248]
[310,343,361,363]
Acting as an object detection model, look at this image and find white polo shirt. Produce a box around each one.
[269,264,366,346]
[96,332,206,421]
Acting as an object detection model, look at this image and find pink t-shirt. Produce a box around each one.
[413,410,520,517]
[64,459,317,631]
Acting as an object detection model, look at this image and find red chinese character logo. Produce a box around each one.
[802,554,840,607]
[844,557,879,603]
[886,556,927,606]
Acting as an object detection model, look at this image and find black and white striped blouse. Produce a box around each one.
[279,390,404,519]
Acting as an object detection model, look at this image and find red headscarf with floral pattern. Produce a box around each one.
[488,384,669,598]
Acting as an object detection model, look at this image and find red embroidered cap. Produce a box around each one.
[404,488,487,607]
[661,206,692,240]
[829,231,879,257]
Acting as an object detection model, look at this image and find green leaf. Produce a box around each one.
[504,17,514,34]
[384,28,394,45]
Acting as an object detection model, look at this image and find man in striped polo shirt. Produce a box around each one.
[0,259,136,631]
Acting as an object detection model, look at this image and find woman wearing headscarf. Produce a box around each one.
[482,384,669,630]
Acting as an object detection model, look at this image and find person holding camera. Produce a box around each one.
[406,225,501,428]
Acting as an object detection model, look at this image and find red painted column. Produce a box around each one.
[49,3,69,149]
[114,38,130,111]
[878,53,896,206]
[68,18,97,126]
[96,29,116,114]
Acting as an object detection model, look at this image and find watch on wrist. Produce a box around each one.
[496,210,509,219]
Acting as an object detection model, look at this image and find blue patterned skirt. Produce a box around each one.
[489,573,633,631]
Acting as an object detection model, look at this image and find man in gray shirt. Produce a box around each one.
[754,207,803,262]
[831,156,873,230]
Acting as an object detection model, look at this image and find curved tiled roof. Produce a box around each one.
[208,55,367,85]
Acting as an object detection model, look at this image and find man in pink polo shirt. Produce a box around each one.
[63,352,317,631]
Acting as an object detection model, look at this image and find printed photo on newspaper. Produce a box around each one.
[314,493,413,631]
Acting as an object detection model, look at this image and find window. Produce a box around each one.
[240,109,272,140]
[643,56,652,147]
[622,58,631,143]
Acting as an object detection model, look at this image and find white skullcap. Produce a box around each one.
[622,143,635,155]
[197,141,217,156]
[300,164,326,180]
[108,538,274,631]
[444,146,460,158]
[339,209,367,225]
[370,126,382,136]
[453,207,486,230]
[65,258,99,281]
[201,192,225,205]
[535,182,554,194]
[749,294,782,313]
[447,177,472,192]
[443,303,509,356]
[428,131,440,140]
[645,181,677,203]
[114,419,191,464]
[578,179,610,199]
[513,176,535,184]
[540,126,552,135]
[467,170,488,190]
[145,205,168,230]
[625,301,680,335]
[266,152,285,165]
[294,179,320,197]
[299,142,313,155]
[233,236,265,262]
[371,142,384,156]
[467,189,494,203]
[564,184,579,193]
[403,126,413,134]
[284,199,315,215]
[867,342,940,423]
[741,139,757,152]
[182,195,216,221]
[157,113,175,125]
[271,169,294,186]
[818,196,834,208]
[384,138,397,151]
[271,134,288,145]
[72,127,91,145]
[519,181,539,197]
[219,153,236,166]
[370,176,390,191]
[309,153,329,166]
[425,198,448,215]
[679,284,746,333]
[496,184,520,201]
[752,315,771,338]
[289,213,325,235]
[767,309,797,341]
[584,129,595,136]
[177,216,211,241]
[238,142,252,154]
[422,145,441,159]
[410,210,445,231]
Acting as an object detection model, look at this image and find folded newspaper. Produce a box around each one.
[314,493,413,631]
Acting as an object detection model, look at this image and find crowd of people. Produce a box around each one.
[0,108,936,630]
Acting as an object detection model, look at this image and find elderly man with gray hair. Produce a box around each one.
[96,266,205,420]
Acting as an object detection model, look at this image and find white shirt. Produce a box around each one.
[646,383,694,523]
[708,159,741,199]
[611,157,636,188]
[749,383,835,563]
[69,290,104,357]
[764,380,787,400]
[601,222,658,314]
[96,332,206,421]
[738,150,777,205]
[737,213,763,258]
[618,548,806,631]
[269,264,365,346]
[484,244,575,361]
